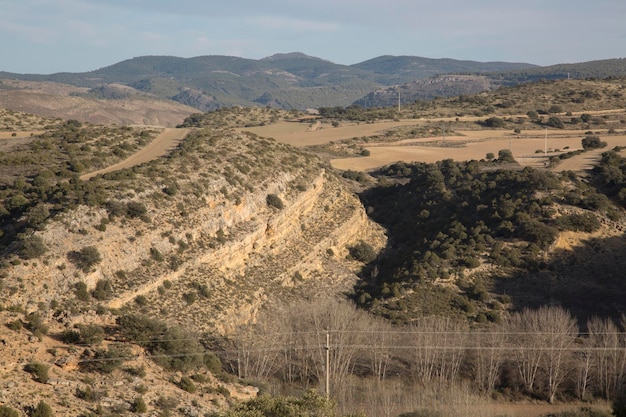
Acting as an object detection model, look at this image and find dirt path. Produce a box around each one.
[0,130,45,139]
[80,128,190,181]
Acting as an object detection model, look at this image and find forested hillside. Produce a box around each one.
[353,156,625,324]
[4,54,626,113]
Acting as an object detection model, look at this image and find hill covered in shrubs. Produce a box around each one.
[353,155,626,324]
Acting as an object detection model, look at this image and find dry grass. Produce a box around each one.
[475,402,611,417]
[244,114,626,173]
[241,119,424,146]
[0,79,197,127]
[79,127,187,180]
[332,131,626,172]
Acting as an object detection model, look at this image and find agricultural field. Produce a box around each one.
[244,117,626,173]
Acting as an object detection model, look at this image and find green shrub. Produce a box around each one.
[497,148,516,163]
[266,193,284,209]
[25,362,49,383]
[467,282,489,301]
[117,314,167,343]
[91,279,113,300]
[582,135,607,149]
[482,117,505,128]
[204,352,222,374]
[182,292,196,305]
[106,200,127,217]
[19,235,47,260]
[126,365,146,378]
[135,295,148,306]
[149,247,164,262]
[557,212,601,233]
[126,201,147,218]
[178,376,196,393]
[151,327,204,372]
[225,390,333,417]
[547,116,564,129]
[74,281,90,301]
[191,373,209,383]
[6,319,23,331]
[75,385,104,402]
[25,204,50,231]
[342,170,369,183]
[71,246,102,272]
[348,241,376,263]
[88,345,132,373]
[25,312,48,336]
[30,401,53,417]
[60,329,81,344]
[131,396,147,413]
[155,396,179,412]
[118,315,210,373]
[0,405,19,417]
[76,323,104,345]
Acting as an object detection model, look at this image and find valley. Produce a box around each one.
[0,73,626,417]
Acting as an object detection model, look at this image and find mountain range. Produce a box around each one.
[2,53,626,112]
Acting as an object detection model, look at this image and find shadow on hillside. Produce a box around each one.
[493,233,626,326]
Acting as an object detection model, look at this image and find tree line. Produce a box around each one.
[221,299,626,411]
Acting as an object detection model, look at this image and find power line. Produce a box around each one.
[52,329,626,349]
[45,342,626,367]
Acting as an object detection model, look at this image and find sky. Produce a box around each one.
[1,0,625,74]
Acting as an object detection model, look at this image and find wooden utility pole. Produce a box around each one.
[325,331,330,400]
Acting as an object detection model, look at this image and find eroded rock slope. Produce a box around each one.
[2,108,385,336]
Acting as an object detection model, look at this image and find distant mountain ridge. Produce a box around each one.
[352,55,537,84]
[1,53,625,111]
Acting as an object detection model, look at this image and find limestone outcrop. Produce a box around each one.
[3,132,385,336]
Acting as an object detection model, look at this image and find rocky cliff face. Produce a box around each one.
[2,124,385,336]
[0,108,388,415]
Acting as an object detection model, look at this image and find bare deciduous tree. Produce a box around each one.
[507,306,577,403]
[587,316,626,400]
[409,316,468,385]
[506,308,544,394]
[469,325,505,394]
[574,336,593,401]
[537,306,578,403]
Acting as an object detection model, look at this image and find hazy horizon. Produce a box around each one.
[1,0,625,74]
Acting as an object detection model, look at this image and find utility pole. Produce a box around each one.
[325,331,330,400]
[545,128,548,154]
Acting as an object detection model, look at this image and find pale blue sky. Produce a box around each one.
[1,0,625,74]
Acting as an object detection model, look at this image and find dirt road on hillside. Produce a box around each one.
[80,128,190,181]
